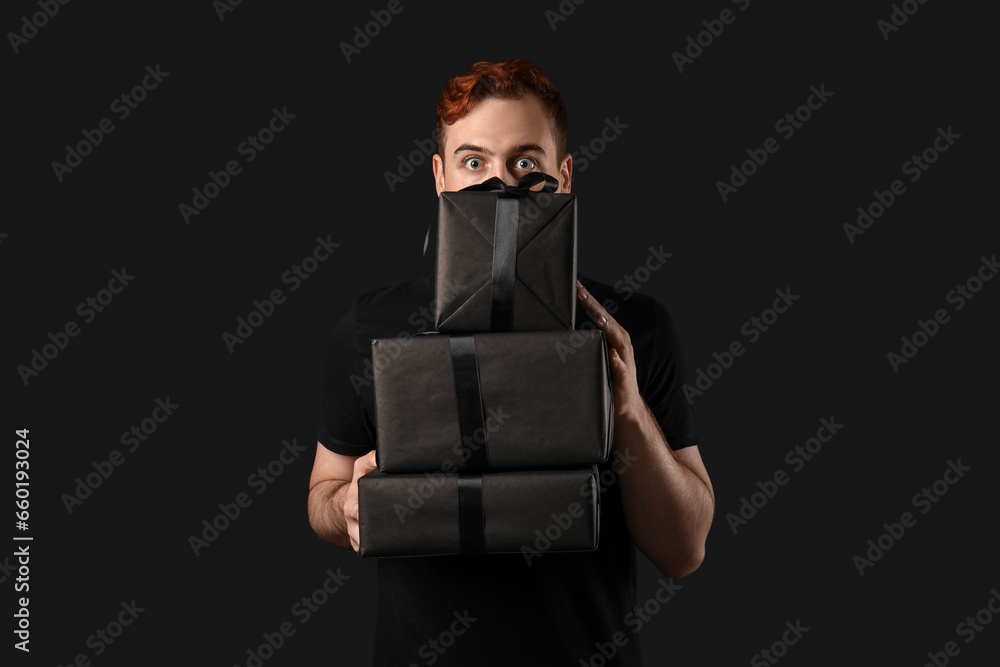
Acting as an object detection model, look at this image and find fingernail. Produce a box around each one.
[598,315,607,326]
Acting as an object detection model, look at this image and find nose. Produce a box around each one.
[486,164,520,187]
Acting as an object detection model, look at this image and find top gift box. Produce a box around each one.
[435,173,577,333]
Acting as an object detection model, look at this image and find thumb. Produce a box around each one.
[356,449,378,478]
[608,347,628,387]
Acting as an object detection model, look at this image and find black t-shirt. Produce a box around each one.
[317,271,698,666]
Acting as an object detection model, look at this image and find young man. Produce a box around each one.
[308,60,714,665]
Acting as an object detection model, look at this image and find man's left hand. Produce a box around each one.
[576,279,643,424]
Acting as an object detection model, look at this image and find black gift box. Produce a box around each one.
[434,175,577,333]
[372,329,613,474]
[358,467,599,557]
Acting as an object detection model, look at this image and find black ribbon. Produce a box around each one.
[460,173,559,331]
[490,197,518,331]
[457,474,485,554]
[448,335,490,471]
[458,172,559,195]
[449,334,489,553]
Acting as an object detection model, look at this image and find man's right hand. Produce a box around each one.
[343,450,378,552]
[307,443,377,552]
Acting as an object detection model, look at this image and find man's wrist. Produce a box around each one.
[616,392,652,428]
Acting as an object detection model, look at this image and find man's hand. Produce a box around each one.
[576,279,644,425]
[343,451,378,552]
[308,444,377,552]
[575,279,715,578]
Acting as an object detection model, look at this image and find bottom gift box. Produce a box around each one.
[358,467,599,557]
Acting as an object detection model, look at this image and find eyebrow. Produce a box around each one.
[452,143,548,157]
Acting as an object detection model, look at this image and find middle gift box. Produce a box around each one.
[372,329,613,474]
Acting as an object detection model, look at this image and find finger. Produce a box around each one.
[344,496,359,522]
[355,449,378,477]
[357,449,376,468]
[349,507,361,552]
[577,280,628,350]
[607,347,629,387]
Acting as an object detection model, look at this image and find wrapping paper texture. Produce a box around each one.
[435,189,577,332]
[372,330,613,473]
[358,467,599,558]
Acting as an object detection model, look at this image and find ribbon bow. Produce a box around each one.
[459,172,559,195]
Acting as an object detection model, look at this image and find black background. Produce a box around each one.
[5,0,997,665]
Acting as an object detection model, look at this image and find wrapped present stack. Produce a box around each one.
[358,173,613,557]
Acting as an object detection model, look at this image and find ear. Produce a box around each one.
[557,152,573,194]
[432,153,446,196]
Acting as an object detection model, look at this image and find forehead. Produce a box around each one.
[443,93,556,155]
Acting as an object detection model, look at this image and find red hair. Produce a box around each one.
[436,59,568,156]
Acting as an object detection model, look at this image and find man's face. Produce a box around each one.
[433,92,572,195]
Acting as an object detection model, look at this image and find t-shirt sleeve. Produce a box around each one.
[643,299,700,450]
[316,304,376,457]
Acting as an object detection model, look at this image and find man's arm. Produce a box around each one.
[577,281,715,579]
[307,443,377,552]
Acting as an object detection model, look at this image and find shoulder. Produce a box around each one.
[356,272,435,313]
[577,273,678,343]
[345,272,436,355]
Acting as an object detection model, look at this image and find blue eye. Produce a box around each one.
[465,157,484,170]
[516,158,536,170]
